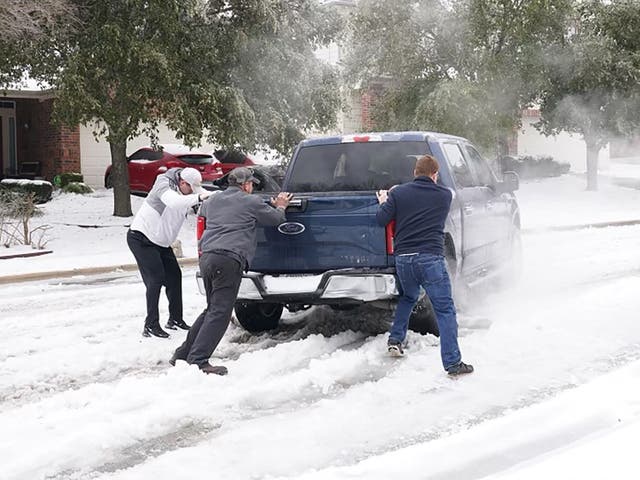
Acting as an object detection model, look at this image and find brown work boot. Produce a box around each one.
[199,362,228,376]
[169,351,185,366]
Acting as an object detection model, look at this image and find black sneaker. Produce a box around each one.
[142,324,170,338]
[387,340,404,357]
[447,361,474,376]
[165,319,191,330]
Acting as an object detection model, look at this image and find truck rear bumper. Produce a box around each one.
[196,269,399,303]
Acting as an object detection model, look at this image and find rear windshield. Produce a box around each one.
[213,150,248,164]
[178,155,213,165]
[287,141,430,192]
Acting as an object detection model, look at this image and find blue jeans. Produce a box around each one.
[390,253,461,370]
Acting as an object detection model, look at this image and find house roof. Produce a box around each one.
[1,76,54,100]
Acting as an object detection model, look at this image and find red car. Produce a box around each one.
[104,144,227,195]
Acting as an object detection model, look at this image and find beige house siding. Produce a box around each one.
[80,123,218,188]
[516,110,609,173]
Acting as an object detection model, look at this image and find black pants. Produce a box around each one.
[174,252,243,366]
[127,229,183,327]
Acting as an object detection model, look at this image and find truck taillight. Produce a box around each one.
[196,216,205,240]
[196,216,205,255]
[385,220,395,255]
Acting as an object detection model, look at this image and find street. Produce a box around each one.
[2,221,640,479]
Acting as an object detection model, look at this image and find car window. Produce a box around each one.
[464,145,495,187]
[213,168,280,193]
[128,149,163,161]
[442,143,476,188]
[178,155,213,165]
[287,141,430,192]
[214,150,248,164]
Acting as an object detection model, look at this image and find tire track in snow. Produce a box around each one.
[0,306,382,410]
[332,344,640,477]
[1,329,412,480]
[45,420,221,480]
[71,348,411,478]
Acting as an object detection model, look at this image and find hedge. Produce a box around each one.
[0,179,53,204]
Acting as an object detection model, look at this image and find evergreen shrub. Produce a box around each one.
[0,179,54,204]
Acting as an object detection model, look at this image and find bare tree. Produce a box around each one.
[0,0,76,40]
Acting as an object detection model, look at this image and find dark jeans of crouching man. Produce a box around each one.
[173,251,243,367]
[126,229,183,329]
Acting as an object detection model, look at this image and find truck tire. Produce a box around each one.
[409,296,439,337]
[234,302,283,332]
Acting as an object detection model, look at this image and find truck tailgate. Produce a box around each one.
[251,194,389,273]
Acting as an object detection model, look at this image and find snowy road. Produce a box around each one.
[2,223,640,479]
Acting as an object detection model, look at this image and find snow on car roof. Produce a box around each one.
[300,131,466,147]
[137,144,212,156]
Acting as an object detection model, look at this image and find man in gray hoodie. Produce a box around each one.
[171,167,292,375]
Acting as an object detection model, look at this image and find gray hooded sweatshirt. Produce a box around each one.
[198,186,286,266]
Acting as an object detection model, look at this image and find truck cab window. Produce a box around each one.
[442,143,476,188]
[464,146,495,187]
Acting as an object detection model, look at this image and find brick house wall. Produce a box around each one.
[14,98,80,181]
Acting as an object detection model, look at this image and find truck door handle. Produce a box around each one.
[286,198,307,212]
[463,203,474,215]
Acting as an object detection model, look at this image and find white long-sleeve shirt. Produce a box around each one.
[130,168,202,247]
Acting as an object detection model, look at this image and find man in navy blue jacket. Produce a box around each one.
[376,155,473,376]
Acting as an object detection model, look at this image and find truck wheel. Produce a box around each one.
[409,296,439,337]
[105,173,113,189]
[234,302,283,332]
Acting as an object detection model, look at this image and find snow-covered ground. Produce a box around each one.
[1,171,640,479]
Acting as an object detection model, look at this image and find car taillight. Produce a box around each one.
[385,220,395,255]
[196,216,205,255]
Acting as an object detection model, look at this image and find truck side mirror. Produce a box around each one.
[497,171,519,193]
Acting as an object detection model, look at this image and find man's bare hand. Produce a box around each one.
[199,191,214,202]
[376,189,389,204]
[271,192,293,209]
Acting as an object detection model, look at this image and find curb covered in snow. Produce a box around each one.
[0,257,199,285]
[522,218,640,234]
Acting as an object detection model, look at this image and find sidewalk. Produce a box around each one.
[604,159,640,190]
[0,257,198,285]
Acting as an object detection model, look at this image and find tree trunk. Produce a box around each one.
[585,139,600,191]
[109,140,133,217]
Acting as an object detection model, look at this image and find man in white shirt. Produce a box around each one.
[127,167,213,338]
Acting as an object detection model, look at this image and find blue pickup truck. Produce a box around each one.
[204,131,520,336]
